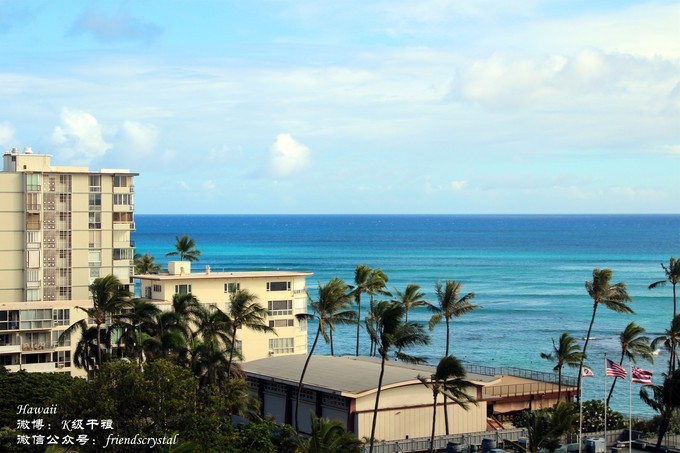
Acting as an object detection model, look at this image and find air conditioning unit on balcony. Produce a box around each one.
[57,364,64,369]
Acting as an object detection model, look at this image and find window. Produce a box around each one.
[224,282,240,293]
[25,174,40,191]
[113,175,128,187]
[52,330,71,347]
[53,309,70,327]
[269,338,294,355]
[269,319,294,328]
[175,284,192,295]
[89,193,101,210]
[113,194,133,205]
[0,311,20,330]
[26,213,40,230]
[89,231,101,248]
[53,351,71,368]
[88,250,101,266]
[268,300,292,316]
[267,281,290,291]
[26,192,40,210]
[20,309,52,330]
[113,248,134,260]
[234,340,242,354]
[113,212,133,223]
[26,231,41,244]
[89,175,101,192]
[26,289,40,301]
[88,212,101,229]
[153,284,162,292]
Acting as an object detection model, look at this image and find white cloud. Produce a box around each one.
[450,180,467,191]
[70,11,162,43]
[178,180,190,190]
[118,120,159,155]
[51,108,112,165]
[0,123,15,146]
[202,180,216,190]
[270,133,311,177]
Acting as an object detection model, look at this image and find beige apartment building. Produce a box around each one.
[0,148,136,374]
[135,261,312,362]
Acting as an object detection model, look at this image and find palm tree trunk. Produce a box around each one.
[577,303,599,403]
[557,367,562,402]
[444,319,451,434]
[227,325,238,380]
[96,322,102,370]
[330,329,334,356]
[369,352,387,453]
[673,283,677,319]
[656,414,671,452]
[606,353,625,406]
[355,294,361,356]
[429,391,438,453]
[296,324,322,431]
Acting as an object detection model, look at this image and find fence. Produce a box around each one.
[366,428,528,453]
[464,363,578,387]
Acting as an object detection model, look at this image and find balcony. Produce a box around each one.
[0,343,21,353]
[21,342,53,352]
[5,362,56,373]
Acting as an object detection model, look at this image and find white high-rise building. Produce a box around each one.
[0,148,136,374]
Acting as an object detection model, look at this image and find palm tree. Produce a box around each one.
[428,280,480,433]
[540,332,584,403]
[298,414,363,453]
[59,320,99,379]
[649,257,680,318]
[295,278,356,431]
[520,402,578,453]
[652,315,680,375]
[66,275,131,370]
[143,311,191,363]
[224,289,274,378]
[640,369,680,451]
[112,299,161,367]
[393,284,431,323]
[134,252,162,275]
[166,234,201,262]
[606,322,653,405]
[418,356,477,453]
[350,265,389,356]
[577,268,633,401]
[428,280,480,357]
[368,301,429,453]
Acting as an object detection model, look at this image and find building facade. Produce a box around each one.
[135,262,312,362]
[0,148,136,374]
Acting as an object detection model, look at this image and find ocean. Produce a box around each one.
[133,214,680,418]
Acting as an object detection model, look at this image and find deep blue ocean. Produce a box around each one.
[133,214,680,418]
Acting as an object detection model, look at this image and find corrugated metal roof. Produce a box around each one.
[243,355,497,398]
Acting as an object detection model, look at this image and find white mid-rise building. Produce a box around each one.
[0,148,136,374]
[135,261,312,361]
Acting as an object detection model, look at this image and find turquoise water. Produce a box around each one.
[133,214,680,417]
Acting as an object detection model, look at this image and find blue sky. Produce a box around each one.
[1,1,679,214]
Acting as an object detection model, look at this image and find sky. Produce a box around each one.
[1,1,679,214]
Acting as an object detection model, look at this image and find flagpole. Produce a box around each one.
[604,354,607,445]
[579,375,583,453]
[629,364,632,453]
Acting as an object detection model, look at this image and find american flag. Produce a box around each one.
[632,366,653,385]
[606,359,627,379]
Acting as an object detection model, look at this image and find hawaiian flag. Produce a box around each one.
[631,366,653,385]
[582,366,595,378]
[606,359,627,379]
